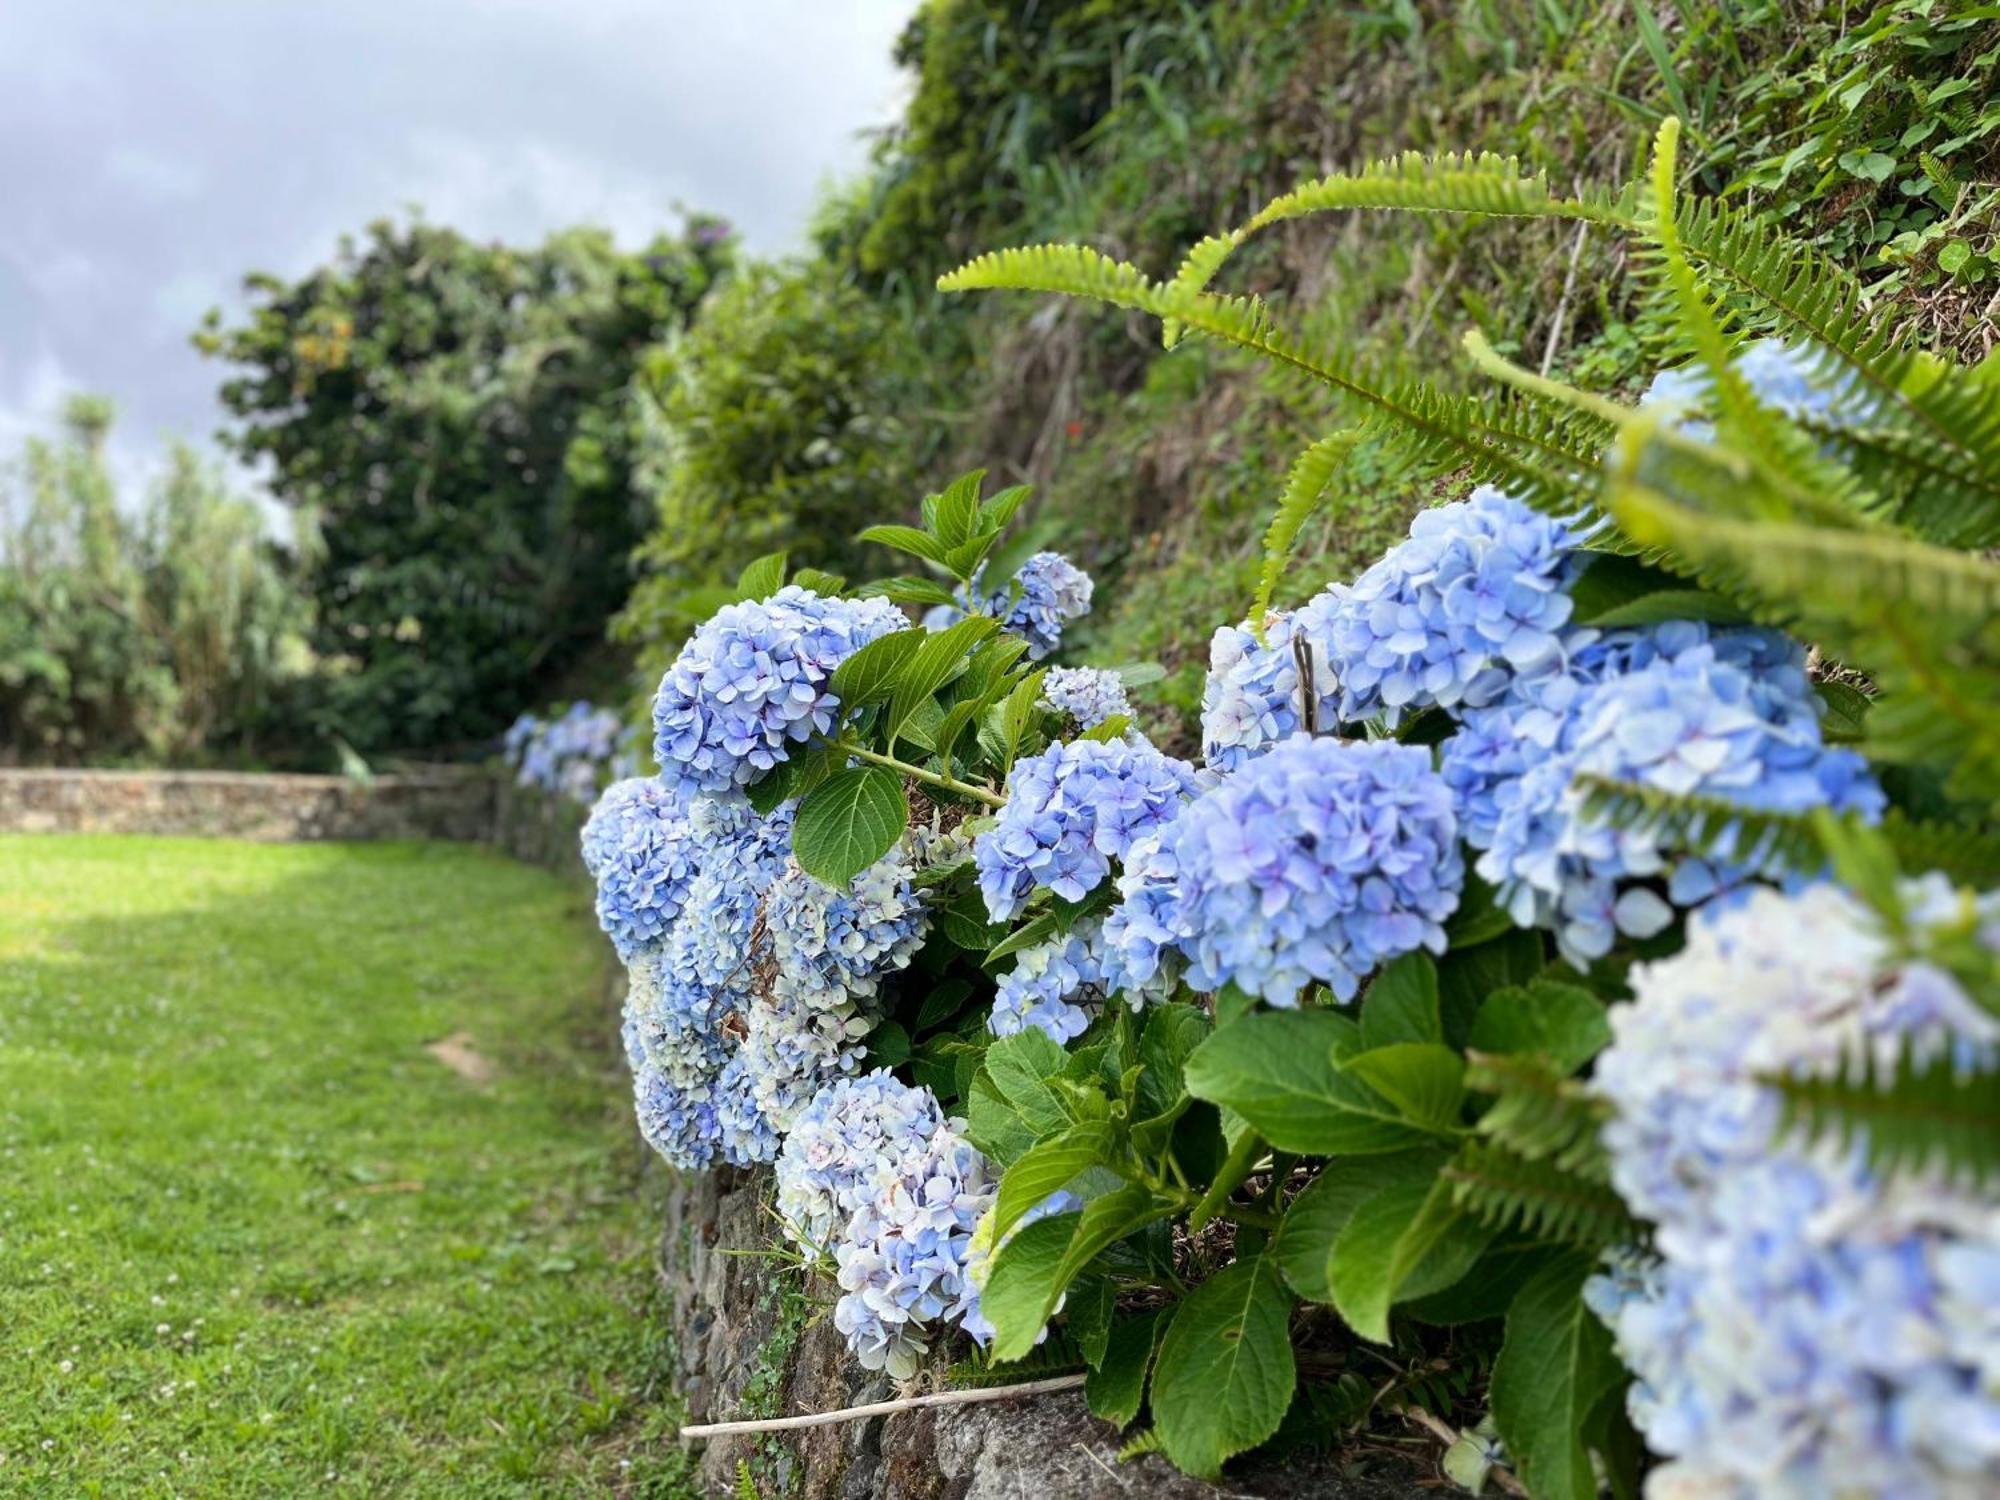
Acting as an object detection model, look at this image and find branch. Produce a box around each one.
[679,1374,1086,1439]
[1395,1405,1528,1498]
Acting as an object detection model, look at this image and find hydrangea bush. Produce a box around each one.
[502,701,632,802]
[576,128,1999,1497]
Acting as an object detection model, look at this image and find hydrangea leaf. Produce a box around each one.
[1150,1255,1297,1479]
[1490,1251,1626,1500]
[887,616,998,748]
[984,1185,1167,1361]
[1184,1010,1437,1155]
[1340,1042,1467,1134]
[733,550,788,602]
[1086,1305,1167,1429]
[857,523,955,569]
[965,1068,1039,1168]
[1133,1004,1209,1125]
[828,627,925,708]
[792,766,908,889]
[931,469,985,546]
[993,1121,1122,1241]
[981,1027,1073,1138]
[1271,1147,1450,1305]
[1443,873,1516,950]
[1360,952,1442,1047]
[1469,980,1611,1073]
[1437,930,1547,1049]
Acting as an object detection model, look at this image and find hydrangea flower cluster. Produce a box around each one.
[1587,880,2000,1499]
[1107,736,1463,1005]
[770,1072,1038,1379]
[1315,486,1590,725]
[585,779,702,958]
[505,701,626,802]
[1198,610,1342,772]
[1641,337,1872,440]
[974,738,1199,922]
[1442,622,1884,964]
[977,551,1093,660]
[987,916,1170,1042]
[1040,665,1131,730]
[651,586,905,796]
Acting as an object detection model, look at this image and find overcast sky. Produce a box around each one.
[0,0,917,496]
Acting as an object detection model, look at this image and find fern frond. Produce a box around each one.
[948,1330,1087,1387]
[1250,430,1361,626]
[1578,777,2000,887]
[1771,1040,2000,1186]
[1444,1141,1637,1249]
[1466,1053,1614,1178]
[1608,481,2000,622]
[1674,199,2000,508]
[1167,150,1630,308]
[941,245,1609,519]
[734,1461,763,1500]
[1118,1427,1166,1461]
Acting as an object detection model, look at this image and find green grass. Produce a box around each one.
[0,836,695,1498]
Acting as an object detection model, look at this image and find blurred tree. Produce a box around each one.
[200,215,733,753]
[0,397,308,764]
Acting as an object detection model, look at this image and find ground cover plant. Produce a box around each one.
[583,119,1999,1496]
[0,836,695,1497]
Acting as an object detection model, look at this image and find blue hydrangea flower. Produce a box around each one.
[974,738,1199,922]
[588,780,705,961]
[833,1125,996,1379]
[1317,487,1590,725]
[975,552,1093,660]
[1199,609,1342,772]
[1040,666,1131,730]
[1641,338,1872,442]
[1461,625,1884,965]
[1142,736,1463,1005]
[1101,828,1185,996]
[765,851,929,1013]
[652,586,905,796]
[773,1071,946,1258]
[509,701,626,801]
[1588,879,2000,1499]
[987,916,1171,1043]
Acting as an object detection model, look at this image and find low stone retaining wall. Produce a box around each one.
[0,766,497,842]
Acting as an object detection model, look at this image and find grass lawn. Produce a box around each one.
[0,836,695,1498]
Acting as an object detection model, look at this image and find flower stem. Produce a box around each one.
[838,739,1006,809]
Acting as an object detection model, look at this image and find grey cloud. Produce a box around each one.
[0,0,915,496]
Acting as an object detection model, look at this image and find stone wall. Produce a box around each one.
[662,1166,1427,1500]
[0,766,496,842]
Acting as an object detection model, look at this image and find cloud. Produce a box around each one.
[0,0,919,513]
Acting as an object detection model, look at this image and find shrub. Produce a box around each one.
[578,122,1999,1496]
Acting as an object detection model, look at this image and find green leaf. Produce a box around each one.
[791,767,907,889]
[1490,1253,1628,1500]
[1470,980,1611,1073]
[790,567,846,595]
[1271,1148,1448,1305]
[1585,588,1749,627]
[828,627,925,708]
[1342,1043,1466,1132]
[1184,1010,1437,1154]
[1150,1256,1297,1479]
[1134,1004,1210,1124]
[986,909,1061,962]
[985,1186,1168,1360]
[983,1028,1072,1137]
[1328,1176,1492,1343]
[911,977,975,1034]
[857,524,954,569]
[966,1069,1039,1168]
[1438,930,1546,1048]
[886,616,999,750]
[1445,874,1517,949]
[1067,1276,1116,1369]
[994,1122,1121,1241]
[936,891,1004,952]
[864,575,960,608]
[932,470,985,546]
[994,669,1048,772]
[1086,1307,1165,1429]
[1360,952,1441,1046]
[734,550,787,601]
[865,1020,911,1068]
[980,484,1033,533]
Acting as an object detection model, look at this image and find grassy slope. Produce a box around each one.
[0,837,693,1498]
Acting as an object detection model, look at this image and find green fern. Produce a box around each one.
[734,1460,763,1500]
[1466,1053,1614,1179]
[947,1329,1087,1387]
[1444,1140,1637,1249]
[1771,1040,2000,1187]
[1249,430,1360,628]
[1117,1427,1166,1461]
